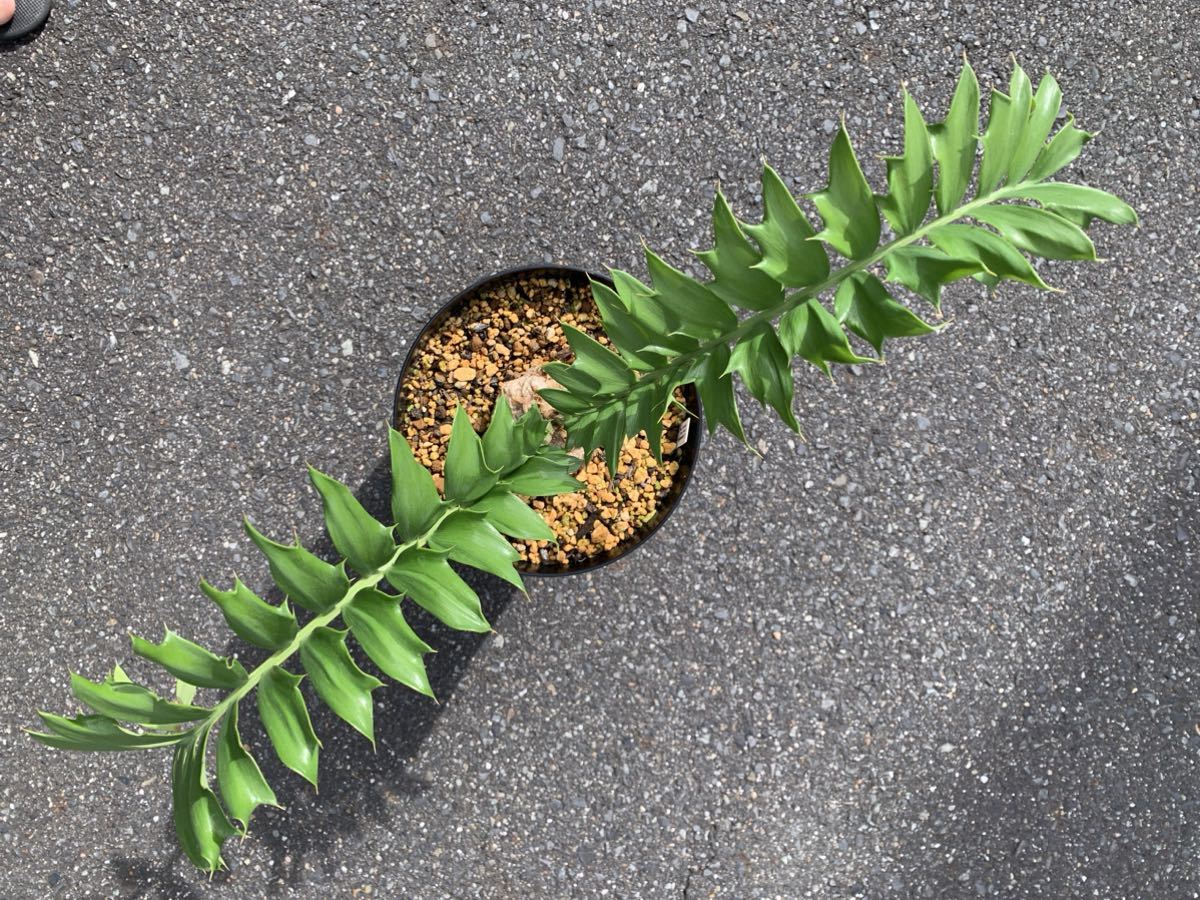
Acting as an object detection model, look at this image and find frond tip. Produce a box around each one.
[30,398,583,871]
[540,57,1136,456]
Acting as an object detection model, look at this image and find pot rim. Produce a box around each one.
[392,262,704,577]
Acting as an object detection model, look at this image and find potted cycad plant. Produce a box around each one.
[30,59,1136,872]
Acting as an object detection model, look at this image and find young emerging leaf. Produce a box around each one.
[175,679,197,706]
[299,627,384,746]
[257,666,321,788]
[480,396,521,474]
[200,578,298,651]
[387,547,492,633]
[216,702,279,830]
[244,521,351,613]
[809,122,880,260]
[343,588,435,698]
[743,164,830,287]
[516,405,555,459]
[131,629,248,691]
[308,467,396,574]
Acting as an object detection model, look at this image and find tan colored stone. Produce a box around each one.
[499,370,563,420]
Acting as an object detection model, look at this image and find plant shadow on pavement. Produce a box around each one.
[871,461,1200,898]
[109,452,522,895]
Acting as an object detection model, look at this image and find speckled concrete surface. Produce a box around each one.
[1,1,1197,897]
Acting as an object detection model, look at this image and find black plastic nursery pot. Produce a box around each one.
[393,264,703,577]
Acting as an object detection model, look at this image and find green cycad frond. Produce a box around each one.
[540,59,1137,471]
[28,397,581,872]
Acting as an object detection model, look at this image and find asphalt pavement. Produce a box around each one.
[1,1,1197,897]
